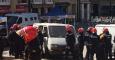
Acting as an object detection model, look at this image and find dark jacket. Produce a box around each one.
[65,32,76,46]
[77,32,85,44]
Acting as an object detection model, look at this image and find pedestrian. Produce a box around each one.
[99,28,112,60]
[65,24,76,60]
[24,26,43,60]
[77,27,85,60]
[0,33,7,60]
[89,28,99,60]
[85,27,93,60]
[8,24,25,59]
[113,36,115,59]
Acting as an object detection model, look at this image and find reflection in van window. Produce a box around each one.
[49,26,66,37]
[17,17,22,24]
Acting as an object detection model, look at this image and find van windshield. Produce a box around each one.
[49,26,66,38]
[7,16,18,28]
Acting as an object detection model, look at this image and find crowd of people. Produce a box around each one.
[65,25,114,60]
[0,23,114,60]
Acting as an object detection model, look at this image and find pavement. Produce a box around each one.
[3,46,114,60]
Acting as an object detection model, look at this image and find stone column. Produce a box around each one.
[10,0,17,13]
[81,3,85,20]
[87,3,90,21]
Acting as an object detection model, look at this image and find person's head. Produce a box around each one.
[103,27,109,33]
[87,27,93,33]
[65,24,73,33]
[10,24,21,30]
[77,27,84,33]
[91,28,97,34]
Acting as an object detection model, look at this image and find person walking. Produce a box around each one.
[8,24,25,59]
[24,26,43,60]
[85,27,93,60]
[99,28,112,60]
[77,27,85,60]
[65,25,76,60]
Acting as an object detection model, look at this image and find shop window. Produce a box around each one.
[41,7,45,15]
[18,0,27,3]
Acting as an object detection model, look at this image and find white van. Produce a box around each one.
[95,24,115,44]
[33,23,79,55]
[95,24,115,53]
[5,13,39,28]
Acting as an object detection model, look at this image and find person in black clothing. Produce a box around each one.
[85,27,99,60]
[37,26,44,56]
[24,36,42,60]
[24,26,44,60]
[85,27,93,60]
[99,28,112,60]
[65,25,76,59]
[77,27,85,60]
[0,35,7,60]
[8,24,25,59]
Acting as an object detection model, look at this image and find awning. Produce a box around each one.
[46,5,66,16]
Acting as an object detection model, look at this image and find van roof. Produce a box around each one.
[95,24,115,27]
[5,13,38,17]
[33,23,72,26]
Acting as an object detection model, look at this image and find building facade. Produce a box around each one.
[0,0,115,21]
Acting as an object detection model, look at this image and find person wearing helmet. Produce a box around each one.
[99,28,112,60]
[65,24,76,59]
[24,26,43,60]
[84,27,93,60]
[77,27,85,60]
[87,28,100,60]
[8,24,25,59]
[10,24,21,31]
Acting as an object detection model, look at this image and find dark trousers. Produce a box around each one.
[85,45,97,60]
[79,44,84,60]
[96,43,106,60]
[25,48,41,60]
[65,45,76,60]
[0,47,4,59]
[105,47,112,60]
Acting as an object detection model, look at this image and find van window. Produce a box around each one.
[17,17,22,24]
[7,16,18,28]
[49,26,66,37]
[25,18,28,21]
[34,17,37,20]
[30,17,33,21]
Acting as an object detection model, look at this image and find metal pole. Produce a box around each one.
[76,0,81,22]
[28,0,32,12]
[109,0,112,22]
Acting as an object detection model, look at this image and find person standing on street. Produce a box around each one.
[77,27,85,60]
[24,26,43,60]
[85,27,93,60]
[8,24,25,59]
[99,28,112,60]
[65,24,76,60]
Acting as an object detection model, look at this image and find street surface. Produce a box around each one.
[2,46,97,60]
